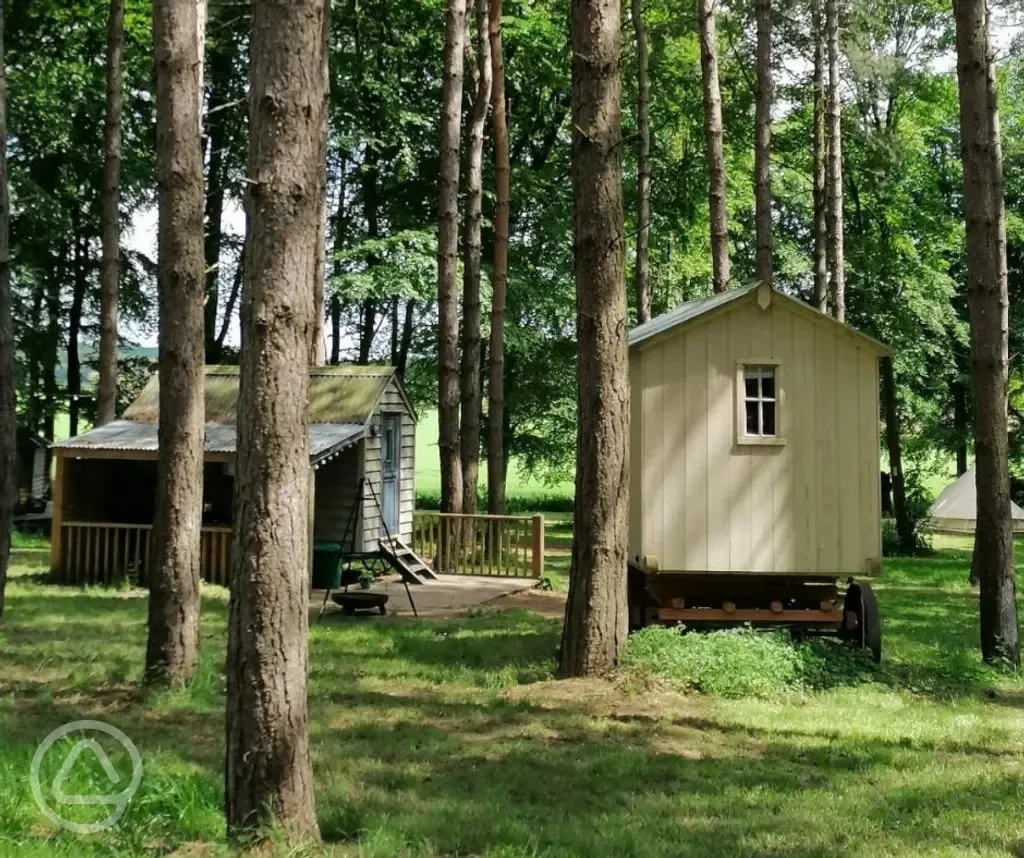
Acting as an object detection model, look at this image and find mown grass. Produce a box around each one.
[1,541,1024,857]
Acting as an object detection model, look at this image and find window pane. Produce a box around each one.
[762,401,776,436]
[744,374,759,398]
[745,401,759,435]
[760,370,775,399]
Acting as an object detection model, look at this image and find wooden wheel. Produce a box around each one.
[843,581,882,663]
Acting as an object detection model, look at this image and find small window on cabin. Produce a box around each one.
[742,365,778,439]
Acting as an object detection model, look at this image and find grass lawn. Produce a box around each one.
[2,541,1024,857]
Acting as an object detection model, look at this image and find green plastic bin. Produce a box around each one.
[312,541,343,590]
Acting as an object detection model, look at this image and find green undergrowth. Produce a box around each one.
[619,625,878,698]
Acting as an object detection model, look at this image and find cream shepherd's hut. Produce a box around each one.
[628,282,888,578]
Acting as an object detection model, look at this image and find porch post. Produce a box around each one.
[50,455,66,579]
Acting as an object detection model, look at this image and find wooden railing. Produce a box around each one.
[413,512,544,578]
[56,522,233,587]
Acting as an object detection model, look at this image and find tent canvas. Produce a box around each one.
[927,467,1024,534]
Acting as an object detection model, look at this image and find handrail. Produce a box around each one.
[413,511,544,578]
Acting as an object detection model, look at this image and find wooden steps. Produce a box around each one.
[379,536,438,585]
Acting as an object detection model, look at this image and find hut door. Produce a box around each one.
[381,414,400,535]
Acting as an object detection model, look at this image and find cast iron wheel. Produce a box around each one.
[843,581,882,663]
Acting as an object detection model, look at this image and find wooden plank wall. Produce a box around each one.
[631,297,882,575]
[313,445,363,552]
[361,378,415,547]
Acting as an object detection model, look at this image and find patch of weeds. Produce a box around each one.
[619,625,876,698]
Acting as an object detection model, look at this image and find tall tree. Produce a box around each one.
[754,0,772,285]
[560,0,629,676]
[826,0,845,321]
[145,0,206,687]
[460,0,492,513]
[97,0,124,426]
[631,0,651,322]
[698,0,729,293]
[225,0,326,838]
[437,0,468,518]
[953,0,1020,665]
[881,356,914,552]
[487,0,509,514]
[0,0,11,619]
[811,0,827,312]
[310,1,329,367]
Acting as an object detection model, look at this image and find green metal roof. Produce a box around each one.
[123,365,400,426]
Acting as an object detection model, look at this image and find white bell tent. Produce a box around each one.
[927,467,1024,534]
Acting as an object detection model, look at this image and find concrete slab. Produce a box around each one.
[313,574,539,620]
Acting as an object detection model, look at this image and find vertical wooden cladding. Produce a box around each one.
[628,295,883,575]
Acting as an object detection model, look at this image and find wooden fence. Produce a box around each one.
[55,522,233,587]
[412,512,545,578]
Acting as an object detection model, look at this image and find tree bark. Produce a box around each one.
[952,364,969,476]
[826,0,846,322]
[812,0,828,312]
[0,0,12,618]
[358,299,376,363]
[215,236,245,351]
[146,0,206,688]
[881,357,913,553]
[309,0,330,367]
[560,0,630,677]
[330,295,342,365]
[460,0,492,514]
[437,0,467,518]
[225,0,326,840]
[698,0,729,293]
[67,227,86,439]
[397,299,415,378]
[97,0,124,425]
[630,0,650,322]
[754,0,772,286]
[487,0,509,514]
[953,0,1019,666]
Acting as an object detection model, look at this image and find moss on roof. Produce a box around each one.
[123,365,397,425]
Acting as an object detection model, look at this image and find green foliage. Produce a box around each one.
[415,490,574,514]
[620,626,877,698]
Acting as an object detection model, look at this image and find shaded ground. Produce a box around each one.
[0,542,1023,857]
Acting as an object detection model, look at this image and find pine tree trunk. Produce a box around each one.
[146,0,206,688]
[203,31,232,363]
[953,365,969,476]
[438,0,467,520]
[487,0,509,515]
[309,2,330,367]
[0,0,12,619]
[225,0,326,840]
[754,0,772,286]
[397,299,415,378]
[560,0,630,677]
[358,299,376,363]
[630,0,651,322]
[953,0,1019,666]
[67,228,85,438]
[812,0,828,312]
[460,0,492,515]
[215,236,244,351]
[881,357,913,553]
[698,0,729,293]
[97,0,124,425]
[826,0,845,322]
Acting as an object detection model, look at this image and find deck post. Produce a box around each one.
[49,455,66,580]
[531,514,545,578]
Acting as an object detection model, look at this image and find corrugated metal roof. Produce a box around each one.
[123,364,397,425]
[628,283,888,353]
[56,420,365,464]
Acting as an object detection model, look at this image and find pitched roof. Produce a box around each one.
[628,283,889,353]
[123,364,404,425]
[929,466,1024,524]
[55,419,365,465]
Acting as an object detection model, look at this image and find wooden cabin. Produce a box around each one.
[15,425,49,514]
[49,365,416,585]
[628,282,887,578]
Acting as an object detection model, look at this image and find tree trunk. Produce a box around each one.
[358,299,376,363]
[812,0,828,312]
[330,295,342,365]
[67,228,86,439]
[397,299,415,378]
[215,235,245,351]
[630,0,651,322]
[203,30,232,363]
[953,365,969,476]
[225,0,326,840]
[390,296,399,364]
[437,0,467,519]
[560,0,630,677]
[826,0,846,322]
[754,0,772,286]
[953,0,1019,666]
[460,0,492,515]
[146,0,206,688]
[0,0,12,619]
[881,357,913,553]
[487,0,509,514]
[97,0,124,425]
[309,1,330,367]
[698,0,729,293]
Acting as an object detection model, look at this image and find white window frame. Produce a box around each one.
[735,360,785,446]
